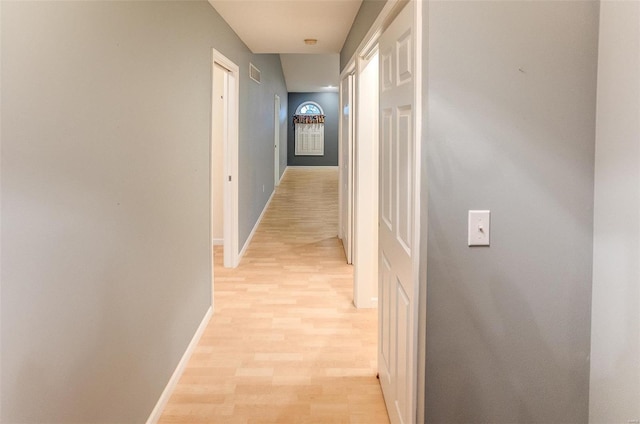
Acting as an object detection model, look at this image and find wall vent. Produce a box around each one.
[249,63,261,84]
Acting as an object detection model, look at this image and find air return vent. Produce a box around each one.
[249,63,261,84]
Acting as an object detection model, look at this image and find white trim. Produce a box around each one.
[236,188,276,266]
[274,94,280,187]
[338,71,355,264]
[0,1,3,417]
[145,306,213,424]
[343,0,425,421]
[0,0,3,415]
[211,48,240,269]
[340,0,403,80]
[353,46,379,309]
[279,166,289,184]
[412,1,425,422]
[338,73,346,242]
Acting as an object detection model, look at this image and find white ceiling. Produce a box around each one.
[209,0,362,92]
[280,54,340,92]
[209,0,362,54]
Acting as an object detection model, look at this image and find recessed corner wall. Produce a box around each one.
[424,2,599,422]
[287,92,338,167]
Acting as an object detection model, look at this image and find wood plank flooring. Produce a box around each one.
[158,167,389,424]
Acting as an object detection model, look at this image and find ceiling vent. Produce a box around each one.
[249,63,261,84]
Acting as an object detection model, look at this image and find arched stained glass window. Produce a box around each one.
[296,102,324,115]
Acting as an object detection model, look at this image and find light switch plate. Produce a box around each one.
[468,210,490,246]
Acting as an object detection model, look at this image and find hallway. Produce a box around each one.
[158,167,389,423]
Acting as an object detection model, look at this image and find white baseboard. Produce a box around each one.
[146,306,213,424]
[279,166,288,184]
[236,189,276,266]
[354,297,378,309]
[212,238,223,246]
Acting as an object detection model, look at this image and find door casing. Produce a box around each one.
[338,71,355,264]
[339,0,425,421]
[353,47,380,309]
[274,94,280,187]
[211,48,240,277]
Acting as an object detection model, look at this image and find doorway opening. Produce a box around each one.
[339,72,355,264]
[211,62,226,251]
[353,47,379,309]
[274,94,281,187]
[210,48,240,297]
[339,1,423,422]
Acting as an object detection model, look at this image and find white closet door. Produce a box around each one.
[378,3,419,424]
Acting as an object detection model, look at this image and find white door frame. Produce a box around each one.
[211,48,240,272]
[274,94,280,186]
[338,69,355,264]
[340,0,424,421]
[353,46,379,309]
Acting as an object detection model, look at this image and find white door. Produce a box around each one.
[274,94,280,186]
[378,3,418,424]
[211,48,239,269]
[211,63,226,246]
[340,72,355,263]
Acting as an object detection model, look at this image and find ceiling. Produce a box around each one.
[280,54,339,92]
[209,0,362,92]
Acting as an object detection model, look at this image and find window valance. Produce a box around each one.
[293,114,325,125]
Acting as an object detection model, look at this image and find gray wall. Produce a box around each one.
[589,2,640,423]
[424,2,599,423]
[340,0,387,71]
[287,92,338,167]
[0,1,286,422]
[239,54,288,245]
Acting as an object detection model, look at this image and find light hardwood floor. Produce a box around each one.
[158,167,389,424]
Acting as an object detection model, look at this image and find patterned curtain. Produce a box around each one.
[292,114,325,126]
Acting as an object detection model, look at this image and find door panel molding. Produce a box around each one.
[377,3,421,423]
[342,0,425,419]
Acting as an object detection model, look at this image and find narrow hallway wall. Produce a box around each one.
[424,2,599,422]
[0,1,286,422]
[239,54,288,246]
